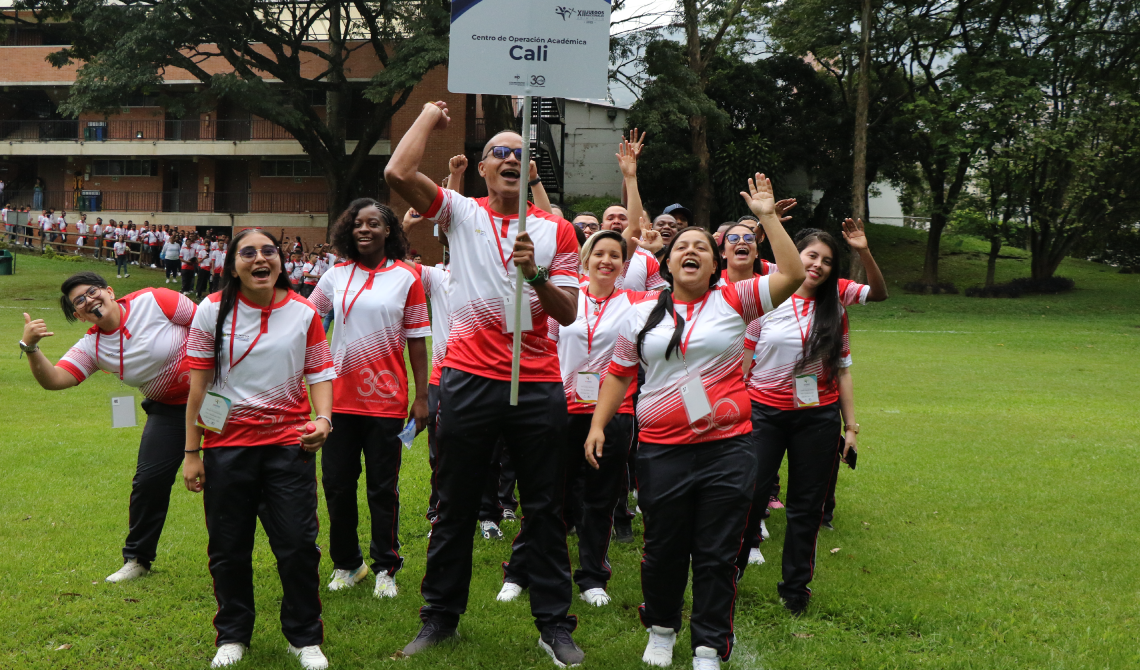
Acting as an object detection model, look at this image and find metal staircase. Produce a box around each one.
[518,97,565,199]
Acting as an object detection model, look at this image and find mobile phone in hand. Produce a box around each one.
[840,435,857,470]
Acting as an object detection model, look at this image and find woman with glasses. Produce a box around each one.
[308,199,430,599]
[182,229,335,670]
[19,272,197,583]
[585,175,805,670]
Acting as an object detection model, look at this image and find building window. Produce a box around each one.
[260,159,320,177]
[92,160,158,176]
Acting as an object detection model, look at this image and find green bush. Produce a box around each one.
[562,195,620,221]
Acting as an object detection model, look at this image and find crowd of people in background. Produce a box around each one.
[15,101,891,670]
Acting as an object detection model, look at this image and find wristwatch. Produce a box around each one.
[19,340,39,354]
[845,423,860,434]
[522,265,549,286]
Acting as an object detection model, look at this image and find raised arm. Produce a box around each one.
[617,129,646,248]
[384,102,452,214]
[528,160,554,215]
[740,173,805,306]
[448,154,468,196]
[21,313,80,390]
[842,218,889,301]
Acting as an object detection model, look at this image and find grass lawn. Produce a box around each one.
[1,226,1138,669]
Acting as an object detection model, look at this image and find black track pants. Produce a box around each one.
[636,436,756,660]
[420,368,575,632]
[737,401,841,599]
[164,259,178,279]
[122,400,186,568]
[503,413,633,592]
[425,383,441,522]
[181,267,195,293]
[203,445,323,648]
[427,384,511,524]
[195,269,211,297]
[321,413,404,574]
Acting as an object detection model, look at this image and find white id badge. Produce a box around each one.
[502,293,533,334]
[110,395,137,429]
[197,392,232,433]
[679,373,713,425]
[576,372,601,404]
[794,374,820,407]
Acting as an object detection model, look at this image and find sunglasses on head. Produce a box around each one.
[236,244,279,262]
[725,233,756,244]
[485,146,523,161]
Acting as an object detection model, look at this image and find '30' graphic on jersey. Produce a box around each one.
[358,368,399,399]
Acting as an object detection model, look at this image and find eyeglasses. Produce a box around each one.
[71,285,101,309]
[725,233,756,244]
[236,244,280,262]
[485,146,523,161]
[580,222,599,230]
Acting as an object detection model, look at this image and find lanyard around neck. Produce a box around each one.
[341,260,387,324]
[791,294,814,347]
[583,287,616,355]
[225,296,276,386]
[671,291,712,366]
[95,302,128,382]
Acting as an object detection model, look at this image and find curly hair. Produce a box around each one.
[330,198,408,264]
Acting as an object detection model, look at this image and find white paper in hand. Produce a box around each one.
[399,420,417,449]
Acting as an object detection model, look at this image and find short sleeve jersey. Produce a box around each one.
[211,249,225,274]
[744,294,852,410]
[548,288,646,414]
[619,248,668,292]
[608,277,774,444]
[425,187,579,382]
[114,241,128,257]
[186,290,335,447]
[179,244,195,269]
[58,288,197,404]
[311,260,431,417]
[419,264,451,386]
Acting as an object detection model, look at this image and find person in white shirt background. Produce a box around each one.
[194,241,212,299]
[162,233,181,283]
[75,214,87,254]
[585,174,805,670]
[114,238,130,278]
[182,228,335,670]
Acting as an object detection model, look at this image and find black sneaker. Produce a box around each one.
[613,521,634,544]
[782,595,809,617]
[539,625,584,667]
[402,619,458,656]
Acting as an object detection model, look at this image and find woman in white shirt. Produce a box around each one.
[183,229,335,670]
[585,175,804,670]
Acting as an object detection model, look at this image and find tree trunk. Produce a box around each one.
[324,3,347,240]
[921,210,947,285]
[690,114,712,230]
[985,235,1001,286]
[483,95,517,137]
[849,0,872,282]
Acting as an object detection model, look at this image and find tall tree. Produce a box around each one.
[23,0,450,229]
[848,0,873,282]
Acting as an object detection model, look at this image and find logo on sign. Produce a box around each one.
[555,6,573,20]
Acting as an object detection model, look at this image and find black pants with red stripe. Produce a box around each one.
[503,412,633,592]
[122,400,186,568]
[427,384,512,524]
[203,445,323,648]
[737,401,841,600]
[420,368,575,631]
[322,413,404,575]
[636,435,756,660]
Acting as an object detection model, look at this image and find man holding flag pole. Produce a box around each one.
[385,100,585,665]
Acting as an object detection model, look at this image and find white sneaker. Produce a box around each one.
[642,626,676,667]
[328,563,369,591]
[287,644,328,670]
[760,519,770,541]
[150,264,157,268]
[106,559,148,583]
[748,548,765,565]
[373,573,398,598]
[693,646,721,670]
[480,519,504,540]
[165,278,169,283]
[116,274,121,278]
[580,588,610,607]
[497,582,523,602]
[211,643,246,668]
[124,273,130,278]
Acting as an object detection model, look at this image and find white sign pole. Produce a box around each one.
[509,94,533,406]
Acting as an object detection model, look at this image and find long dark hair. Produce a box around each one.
[59,271,108,322]
[793,228,844,374]
[719,222,767,276]
[635,226,723,362]
[330,198,407,264]
[213,228,293,381]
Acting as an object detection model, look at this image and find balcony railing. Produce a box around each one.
[0,118,390,142]
[7,189,329,214]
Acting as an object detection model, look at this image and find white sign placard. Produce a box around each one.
[448,0,611,98]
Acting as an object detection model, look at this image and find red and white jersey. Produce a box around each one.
[716,261,777,288]
[56,216,67,230]
[211,249,225,274]
[619,248,668,292]
[179,244,196,269]
[186,290,335,448]
[196,246,210,267]
[103,226,115,239]
[311,259,430,417]
[58,288,196,404]
[608,277,774,444]
[419,264,451,386]
[425,187,579,382]
[114,241,128,257]
[548,288,647,415]
[76,221,88,236]
[302,262,318,286]
[744,294,852,410]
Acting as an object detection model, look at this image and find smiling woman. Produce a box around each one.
[20,271,198,585]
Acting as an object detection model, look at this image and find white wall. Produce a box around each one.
[868,182,905,226]
[560,101,626,199]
